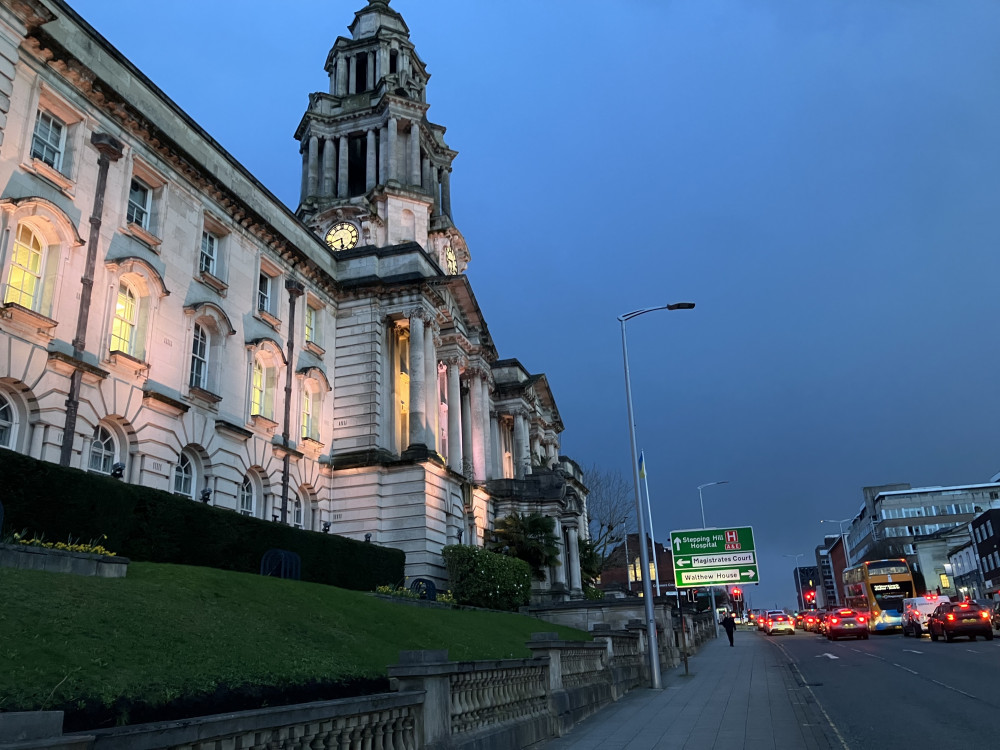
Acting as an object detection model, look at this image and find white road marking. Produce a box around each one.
[931,679,977,700]
[902,649,923,654]
[816,653,839,659]
[892,662,918,675]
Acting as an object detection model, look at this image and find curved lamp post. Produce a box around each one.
[619,301,695,690]
[697,480,729,638]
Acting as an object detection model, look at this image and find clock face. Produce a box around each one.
[325,222,359,251]
[445,246,458,275]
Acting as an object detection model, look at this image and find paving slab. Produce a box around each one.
[541,627,846,749]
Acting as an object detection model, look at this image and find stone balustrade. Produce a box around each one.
[7,608,717,750]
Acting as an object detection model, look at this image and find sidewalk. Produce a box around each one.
[540,627,844,750]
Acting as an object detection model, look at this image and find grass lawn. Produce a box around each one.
[0,562,589,727]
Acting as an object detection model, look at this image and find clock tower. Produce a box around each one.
[294,0,468,274]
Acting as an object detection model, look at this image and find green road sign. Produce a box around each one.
[670,526,759,588]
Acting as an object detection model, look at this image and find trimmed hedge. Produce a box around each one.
[442,545,530,611]
[0,449,403,591]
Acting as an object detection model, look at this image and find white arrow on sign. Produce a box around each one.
[676,559,690,567]
[816,653,839,660]
[673,537,682,552]
[742,570,757,579]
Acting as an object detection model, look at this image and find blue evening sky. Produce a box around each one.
[67,0,1000,609]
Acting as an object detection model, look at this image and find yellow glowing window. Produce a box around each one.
[110,282,137,354]
[4,224,43,309]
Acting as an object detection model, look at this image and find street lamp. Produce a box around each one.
[784,553,804,610]
[620,301,695,690]
[821,517,853,606]
[697,480,729,638]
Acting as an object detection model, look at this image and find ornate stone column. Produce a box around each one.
[379,125,388,184]
[567,526,582,593]
[447,358,463,474]
[366,128,377,191]
[321,137,335,197]
[410,120,421,187]
[388,116,398,182]
[407,311,427,447]
[469,367,486,481]
[337,135,349,198]
[513,410,527,480]
[367,51,375,90]
[424,324,437,453]
[336,55,347,96]
[489,410,501,479]
[552,518,568,588]
[307,135,319,197]
[480,376,492,480]
[441,168,452,218]
[348,54,357,95]
[461,384,473,478]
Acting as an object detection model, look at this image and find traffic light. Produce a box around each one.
[804,589,816,604]
[732,587,743,600]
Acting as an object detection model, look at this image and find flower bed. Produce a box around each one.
[0,542,129,578]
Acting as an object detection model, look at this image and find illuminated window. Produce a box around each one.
[3,224,43,310]
[250,359,264,416]
[89,425,116,474]
[30,110,65,170]
[190,324,208,389]
[110,282,137,355]
[249,353,277,420]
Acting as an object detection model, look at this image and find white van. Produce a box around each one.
[902,594,950,637]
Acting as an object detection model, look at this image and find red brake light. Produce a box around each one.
[981,611,991,620]
[857,616,866,623]
[959,603,969,609]
[830,617,839,624]
[946,613,955,621]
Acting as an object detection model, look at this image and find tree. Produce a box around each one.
[489,512,561,581]
[583,465,636,568]
[577,536,602,588]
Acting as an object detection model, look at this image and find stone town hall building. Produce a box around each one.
[0,0,588,598]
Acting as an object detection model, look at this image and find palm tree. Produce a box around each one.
[490,512,561,581]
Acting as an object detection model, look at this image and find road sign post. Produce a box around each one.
[670,526,759,588]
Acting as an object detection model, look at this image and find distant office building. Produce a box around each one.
[972,508,1000,598]
[846,483,1000,576]
[912,524,972,597]
[815,536,840,608]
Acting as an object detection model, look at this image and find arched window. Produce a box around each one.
[173,452,194,497]
[0,392,14,449]
[89,425,116,474]
[239,474,255,517]
[3,224,44,310]
[190,323,208,389]
[292,493,303,528]
[110,281,138,355]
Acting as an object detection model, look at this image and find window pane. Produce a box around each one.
[0,393,12,448]
[257,274,270,311]
[4,225,44,309]
[110,283,136,354]
[200,232,217,274]
[31,110,64,170]
[127,179,150,228]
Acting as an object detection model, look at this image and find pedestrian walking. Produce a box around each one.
[722,611,736,646]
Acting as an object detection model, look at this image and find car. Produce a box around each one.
[927,601,995,643]
[816,611,831,635]
[902,594,949,637]
[993,602,1000,631]
[826,608,869,640]
[799,609,822,631]
[766,613,795,636]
